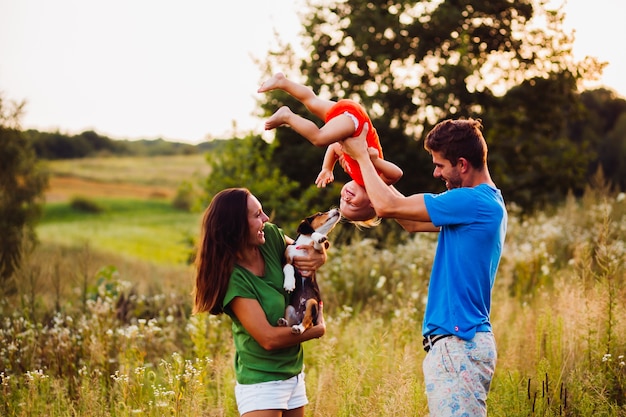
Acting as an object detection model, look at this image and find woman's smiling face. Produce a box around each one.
[246,194,269,246]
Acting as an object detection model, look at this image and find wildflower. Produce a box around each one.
[111,370,130,383]
[147,318,162,332]
[1,372,10,387]
[602,353,612,363]
[118,324,140,339]
[376,275,387,289]
[25,369,48,381]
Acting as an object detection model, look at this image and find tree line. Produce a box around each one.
[23,129,222,159]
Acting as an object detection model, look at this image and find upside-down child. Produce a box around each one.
[258,72,403,226]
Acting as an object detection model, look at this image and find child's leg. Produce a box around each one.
[258,73,334,120]
[264,106,326,146]
[265,106,355,147]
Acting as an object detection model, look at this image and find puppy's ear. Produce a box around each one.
[297,220,316,235]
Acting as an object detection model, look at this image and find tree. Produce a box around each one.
[484,71,590,208]
[259,0,603,210]
[199,133,306,232]
[577,89,626,191]
[0,97,48,291]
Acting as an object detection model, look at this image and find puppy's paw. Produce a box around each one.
[283,265,296,292]
[311,232,328,251]
[283,275,296,292]
[291,324,305,334]
[277,318,288,327]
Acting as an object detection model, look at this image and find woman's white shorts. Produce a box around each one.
[235,372,308,415]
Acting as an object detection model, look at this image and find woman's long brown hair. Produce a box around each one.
[193,188,250,315]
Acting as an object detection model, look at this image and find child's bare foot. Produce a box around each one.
[265,106,292,130]
[258,72,286,93]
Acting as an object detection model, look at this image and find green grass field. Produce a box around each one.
[39,199,201,265]
[46,154,211,187]
[38,155,209,265]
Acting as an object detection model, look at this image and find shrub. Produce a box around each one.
[69,196,104,213]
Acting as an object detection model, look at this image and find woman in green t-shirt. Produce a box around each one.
[193,188,327,416]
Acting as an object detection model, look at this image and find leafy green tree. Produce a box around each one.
[200,133,309,232]
[0,97,48,290]
[485,71,590,209]
[576,89,626,190]
[602,113,626,190]
[259,0,603,210]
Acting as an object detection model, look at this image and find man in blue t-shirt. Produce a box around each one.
[343,118,507,417]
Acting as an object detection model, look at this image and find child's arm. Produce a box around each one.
[315,143,341,188]
[368,148,403,185]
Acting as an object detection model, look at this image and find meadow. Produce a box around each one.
[1,155,625,416]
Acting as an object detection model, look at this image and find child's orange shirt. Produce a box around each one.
[324,99,382,186]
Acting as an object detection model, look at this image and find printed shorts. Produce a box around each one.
[423,332,496,417]
[235,372,308,415]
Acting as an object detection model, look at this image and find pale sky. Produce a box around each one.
[1,0,624,144]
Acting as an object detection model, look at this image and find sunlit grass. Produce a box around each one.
[39,199,201,265]
[46,154,210,187]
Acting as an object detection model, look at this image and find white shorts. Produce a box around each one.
[235,372,308,415]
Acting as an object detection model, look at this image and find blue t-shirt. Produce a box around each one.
[422,183,507,340]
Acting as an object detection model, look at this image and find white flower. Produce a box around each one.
[376,276,387,289]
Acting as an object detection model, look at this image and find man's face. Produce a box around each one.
[431,151,462,190]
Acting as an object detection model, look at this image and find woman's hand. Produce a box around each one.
[231,297,325,350]
[309,301,326,339]
[292,242,328,277]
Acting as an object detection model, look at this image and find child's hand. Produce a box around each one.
[367,147,380,161]
[315,169,334,188]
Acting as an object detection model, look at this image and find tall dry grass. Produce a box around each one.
[1,185,625,416]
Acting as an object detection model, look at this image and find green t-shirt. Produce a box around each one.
[223,222,304,384]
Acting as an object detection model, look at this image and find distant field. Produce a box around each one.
[44,154,211,202]
[39,199,202,265]
[38,155,211,265]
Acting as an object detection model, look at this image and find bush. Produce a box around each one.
[69,196,104,213]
